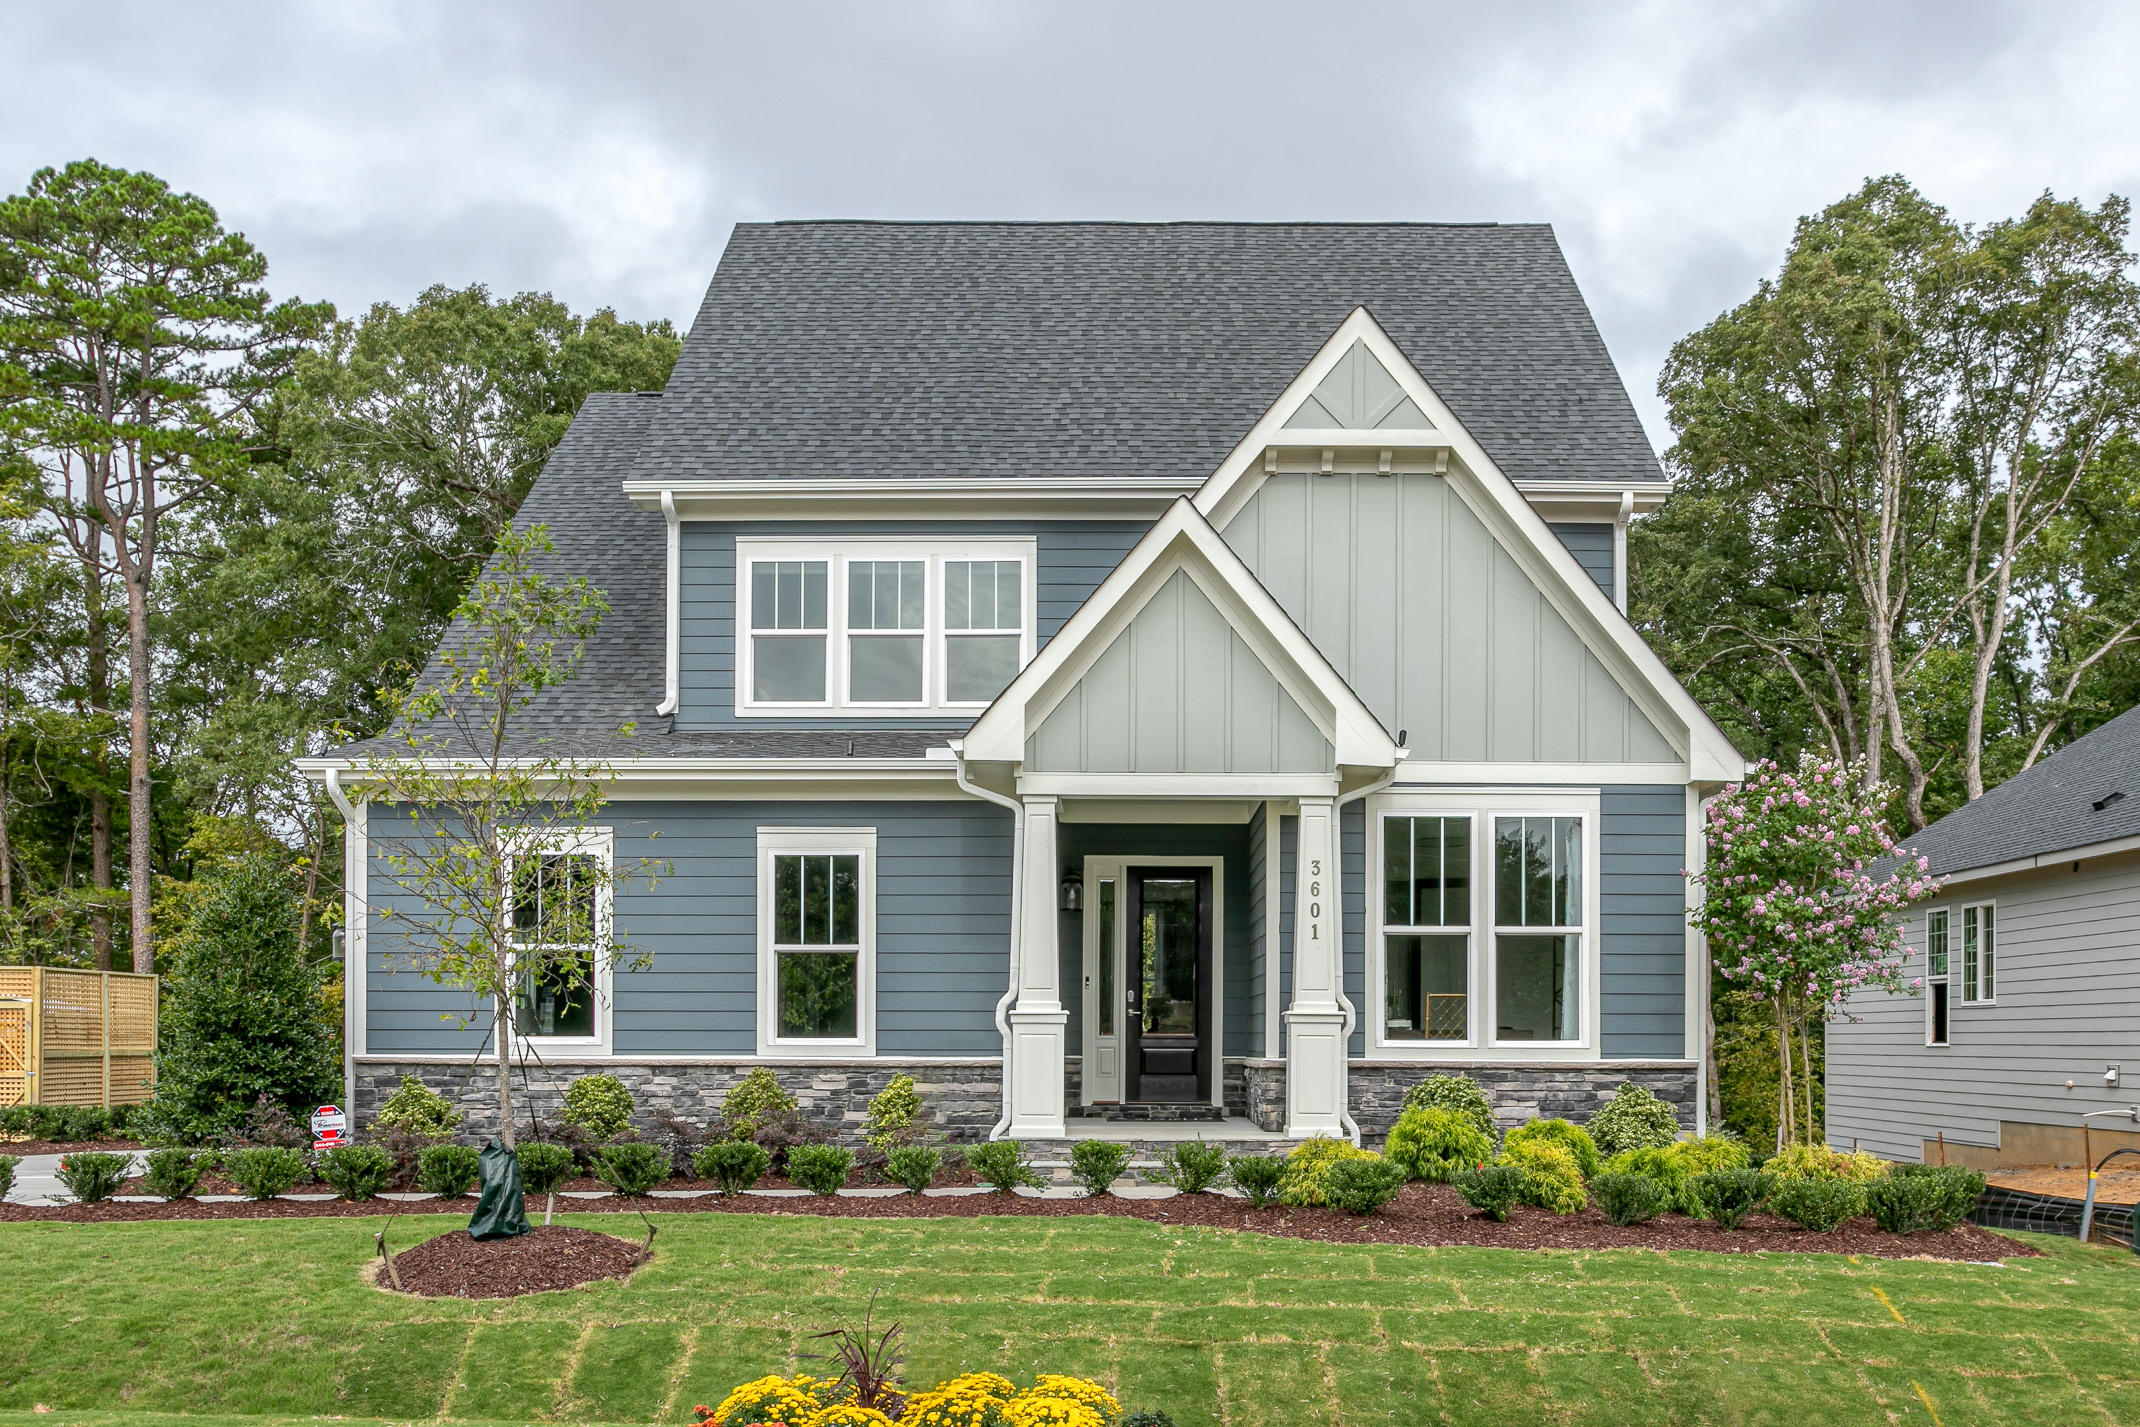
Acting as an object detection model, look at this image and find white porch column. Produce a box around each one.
[1284,795,1348,1136]
[1007,794,1069,1137]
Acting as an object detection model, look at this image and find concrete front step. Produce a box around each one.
[1018,1133,1306,1184]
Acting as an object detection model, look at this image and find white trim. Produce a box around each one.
[1923,906,1952,1047]
[1017,772,1343,797]
[658,490,681,716]
[1364,789,1603,1062]
[500,826,616,1057]
[1079,854,1227,1109]
[1958,900,1997,1007]
[962,497,1401,770]
[1190,307,1742,786]
[1613,489,1632,616]
[1262,799,1284,1062]
[734,537,1036,718]
[625,476,1204,522]
[1060,798,1263,825]
[1686,784,1708,1134]
[755,826,879,1057]
[355,1053,1000,1067]
[1920,832,2140,886]
[1391,761,1687,785]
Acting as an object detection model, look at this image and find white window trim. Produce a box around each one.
[1366,790,1601,1061]
[1959,900,1996,1006]
[1923,907,1951,1046]
[501,826,614,1056]
[756,826,878,1056]
[735,538,1036,717]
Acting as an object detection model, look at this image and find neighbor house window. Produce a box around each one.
[736,541,1034,715]
[757,828,876,1054]
[1493,815,1583,1043]
[1381,814,1471,1042]
[508,830,612,1048]
[1960,903,1995,1004]
[1924,908,1950,1045]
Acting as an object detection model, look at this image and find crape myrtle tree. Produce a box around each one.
[356,524,664,1147]
[1689,756,1940,1150]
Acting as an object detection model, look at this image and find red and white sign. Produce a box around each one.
[310,1105,348,1146]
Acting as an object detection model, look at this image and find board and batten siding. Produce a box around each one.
[1827,852,2140,1161]
[1026,569,1331,775]
[676,520,1148,729]
[1221,472,1674,765]
[364,798,1012,1058]
[1547,523,1614,600]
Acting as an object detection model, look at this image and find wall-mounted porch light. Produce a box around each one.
[1061,868,1083,912]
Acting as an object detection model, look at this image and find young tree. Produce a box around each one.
[0,160,330,968]
[355,524,663,1147]
[1689,758,1939,1149]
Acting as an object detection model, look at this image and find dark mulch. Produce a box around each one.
[384,1224,645,1298]
[0,1139,144,1157]
[0,1181,2033,1261]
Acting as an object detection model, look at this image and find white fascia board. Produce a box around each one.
[1193,307,1744,787]
[1929,833,2140,887]
[1391,761,1689,786]
[296,756,968,800]
[959,498,1400,769]
[622,476,1202,521]
[1019,772,1341,798]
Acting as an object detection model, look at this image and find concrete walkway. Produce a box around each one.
[4,1151,149,1205]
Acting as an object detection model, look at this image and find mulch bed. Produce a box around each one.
[0,1181,2033,1261]
[0,1139,144,1157]
[383,1224,645,1298]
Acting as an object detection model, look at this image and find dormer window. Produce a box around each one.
[737,538,1035,716]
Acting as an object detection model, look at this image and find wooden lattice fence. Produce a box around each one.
[0,968,158,1108]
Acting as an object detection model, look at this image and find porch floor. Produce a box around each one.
[1059,1114,1286,1143]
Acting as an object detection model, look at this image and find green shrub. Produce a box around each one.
[1502,1139,1587,1215]
[1693,1168,1771,1230]
[786,1143,854,1195]
[1585,1083,1682,1156]
[1228,1154,1287,1208]
[1604,1136,1751,1217]
[373,1076,461,1141]
[135,855,340,1145]
[417,1143,481,1196]
[56,1151,130,1202]
[141,1148,205,1200]
[721,1067,798,1139]
[1892,1164,1987,1231]
[1452,1163,1528,1221]
[592,1142,670,1196]
[563,1074,636,1142]
[1068,1140,1131,1197]
[1864,1172,1939,1234]
[966,1139,1042,1192]
[225,1147,307,1200]
[1504,1118,1603,1180]
[1765,1142,1891,1184]
[515,1142,577,1196]
[696,1139,772,1193]
[1592,1171,1672,1226]
[2,1104,130,1142]
[1769,1176,1866,1231]
[316,1144,393,1201]
[1152,1141,1228,1194]
[1322,1155,1407,1215]
[1402,1074,1496,1142]
[1385,1107,1494,1183]
[0,1153,17,1199]
[884,1145,941,1192]
[1278,1137,1377,1207]
[863,1074,923,1151]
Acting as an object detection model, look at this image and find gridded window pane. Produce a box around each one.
[773,854,860,947]
[1926,909,1949,978]
[752,634,827,701]
[1385,933,1468,1041]
[1496,934,1580,1040]
[945,634,1020,702]
[850,634,923,702]
[1495,816,1581,927]
[848,561,924,630]
[946,560,1021,631]
[516,958,594,1038]
[777,951,857,1038]
[512,853,599,944]
[1981,906,1995,999]
[1962,907,1979,1003]
[751,561,828,630]
[1383,816,1470,927]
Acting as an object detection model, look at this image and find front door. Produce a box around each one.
[1123,867,1212,1104]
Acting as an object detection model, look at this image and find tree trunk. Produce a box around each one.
[1799,1017,1820,1147]
[86,568,114,972]
[124,565,154,973]
[1774,998,1793,1153]
[494,988,517,1150]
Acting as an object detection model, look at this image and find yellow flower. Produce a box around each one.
[1000,1398,1104,1427]
[901,1383,1009,1427]
[942,1372,1017,1401]
[790,1374,851,1407]
[1021,1376,1120,1420]
[807,1406,896,1427]
[708,1374,818,1426]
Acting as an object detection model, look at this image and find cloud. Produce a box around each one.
[4,0,2136,447]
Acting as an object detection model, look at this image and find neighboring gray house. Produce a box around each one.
[302,222,1745,1145]
[1829,705,2140,1168]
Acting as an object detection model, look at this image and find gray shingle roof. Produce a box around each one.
[634,222,1661,486]
[1900,704,2140,876]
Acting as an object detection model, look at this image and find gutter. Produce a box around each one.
[1331,755,1405,1144]
[951,744,1024,1140]
[1927,831,2140,888]
[657,490,681,716]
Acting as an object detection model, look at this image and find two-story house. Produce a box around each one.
[304,222,1744,1147]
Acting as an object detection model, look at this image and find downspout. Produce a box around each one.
[1332,754,1405,1143]
[656,490,681,716]
[1613,489,1633,616]
[954,748,1024,1140]
[322,768,359,1119]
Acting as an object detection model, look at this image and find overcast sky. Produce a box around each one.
[6,0,2137,446]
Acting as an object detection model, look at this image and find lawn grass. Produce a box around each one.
[0,1213,2132,1426]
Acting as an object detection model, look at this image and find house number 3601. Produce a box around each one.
[1309,861,1323,937]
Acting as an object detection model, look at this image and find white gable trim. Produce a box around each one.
[961,499,1400,770]
[1194,307,1744,785]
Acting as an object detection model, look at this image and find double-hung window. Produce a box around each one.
[737,541,1035,715]
[508,830,612,1049]
[757,828,876,1054]
[1493,816,1585,1043]
[1381,815,1472,1042]
[1924,908,1950,1045]
[1960,902,1995,1004]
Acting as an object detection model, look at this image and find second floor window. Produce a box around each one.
[738,541,1034,714]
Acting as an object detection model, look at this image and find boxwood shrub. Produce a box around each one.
[225,1147,307,1200]
[1385,1107,1493,1183]
[592,1142,670,1196]
[1592,1171,1672,1226]
[1692,1168,1771,1230]
[1069,1140,1131,1197]
[56,1151,131,1202]
[1228,1154,1287,1208]
[416,1143,481,1197]
[1769,1176,1866,1231]
[1323,1156,1407,1215]
[884,1144,942,1192]
[787,1144,854,1196]
[316,1144,394,1201]
[1452,1163,1527,1221]
[696,1139,772,1193]
[141,1148,206,1200]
